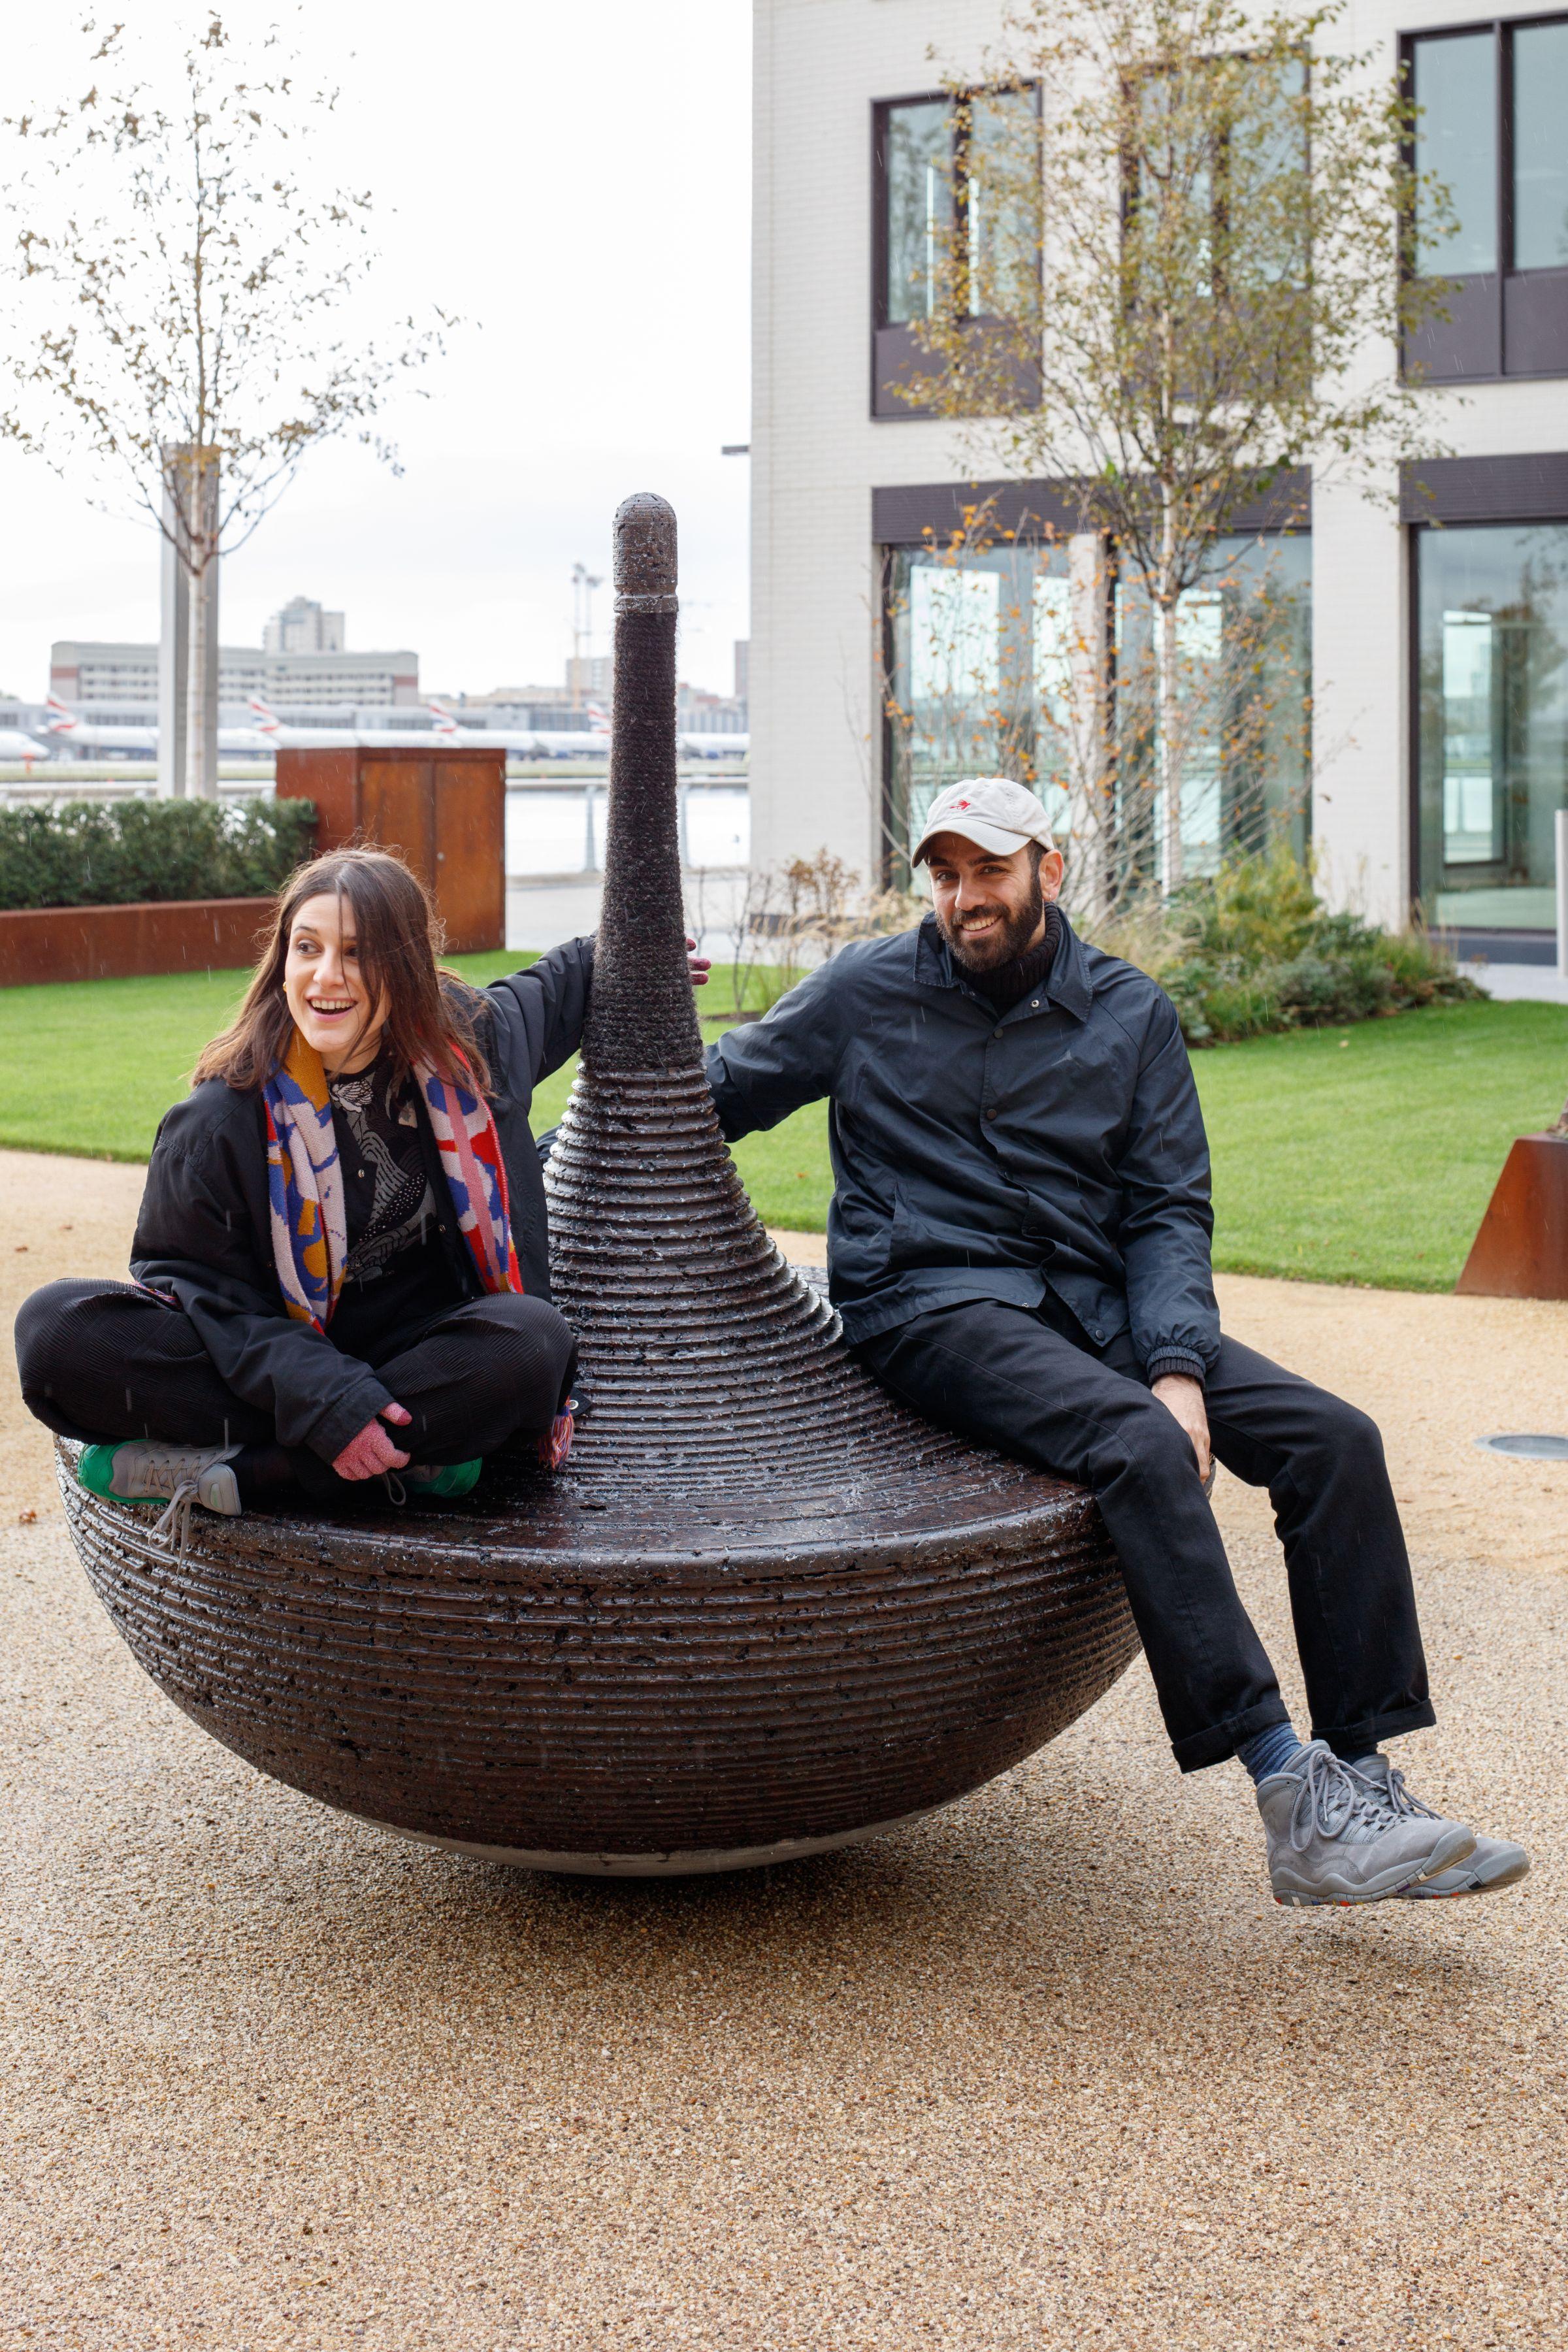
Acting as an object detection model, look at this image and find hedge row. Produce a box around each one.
[0,795,318,911]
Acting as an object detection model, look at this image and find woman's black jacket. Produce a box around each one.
[129,939,593,1465]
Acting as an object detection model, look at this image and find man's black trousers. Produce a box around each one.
[855,1296,1433,1771]
[16,1278,576,1506]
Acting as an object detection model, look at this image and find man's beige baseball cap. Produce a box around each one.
[911,777,1058,866]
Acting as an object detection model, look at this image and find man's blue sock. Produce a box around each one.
[1236,1722,1307,1784]
[1330,1738,1382,1771]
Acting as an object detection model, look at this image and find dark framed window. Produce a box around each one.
[870,87,1040,421]
[877,480,1312,892]
[1404,16,1568,381]
[1411,515,1568,938]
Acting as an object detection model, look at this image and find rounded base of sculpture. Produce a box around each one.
[57,1434,1136,1871]
[367,1804,943,1877]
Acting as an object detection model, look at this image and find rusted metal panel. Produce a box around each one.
[275,742,504,953]
[1456,1134,1568,1301]
[433,759,505,960]
[0,896,275,987]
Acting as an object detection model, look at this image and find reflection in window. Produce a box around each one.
[1513,22,1568,272]
[885,534,1311,890]
[1115,536,1313,887]
[880,90,1038,329]
[1413,32,1497,277]
[889,544,1051,864]
[1416,524,1568,932]
[1441,615,1499,864]
[885,101,951,325]
[965,88,1042,323]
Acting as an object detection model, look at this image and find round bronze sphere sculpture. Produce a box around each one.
[58,493,1138,1874]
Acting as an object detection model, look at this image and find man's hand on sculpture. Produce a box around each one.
[686,935,711,987]
[333,1401,412,1482]
[1152,1373,1212,1483]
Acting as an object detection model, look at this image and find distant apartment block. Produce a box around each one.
[564,654,615,704]
[679,682,749,733]
[263,596,346,655]
[52,597,417,711]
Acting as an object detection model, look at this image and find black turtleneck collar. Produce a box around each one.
[961,902,1063,1015]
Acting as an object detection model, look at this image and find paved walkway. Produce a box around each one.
[2,1154,1565,2347]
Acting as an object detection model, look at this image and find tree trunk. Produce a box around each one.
[157,446,191,799]
[184,450,220,802]
[1154,489,1183,892]
[186,557,212,800]
[1068,531,1112,923]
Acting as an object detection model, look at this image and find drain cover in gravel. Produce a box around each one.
[1476,1432,1568,1460]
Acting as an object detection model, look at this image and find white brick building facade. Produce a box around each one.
[751,0,1568,951]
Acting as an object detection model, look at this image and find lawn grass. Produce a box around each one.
[1192,999,1566,1289]
[0,952,527,1164]
[0,959,1561,1292]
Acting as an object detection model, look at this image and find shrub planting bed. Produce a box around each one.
[0,794,315,911]
[1096,846,1480,1045]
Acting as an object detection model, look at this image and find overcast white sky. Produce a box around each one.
[0,3,751,702]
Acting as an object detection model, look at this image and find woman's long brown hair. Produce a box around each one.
[193,847,491,1094]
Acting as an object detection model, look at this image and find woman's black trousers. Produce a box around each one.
[16,1277,576,1504]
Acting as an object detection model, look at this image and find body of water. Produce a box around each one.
[506,783,749,877]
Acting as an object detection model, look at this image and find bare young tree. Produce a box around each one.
[0,16,446,796]
[904,0,1454,888]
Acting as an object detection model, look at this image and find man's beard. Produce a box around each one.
[938,870,1047,974]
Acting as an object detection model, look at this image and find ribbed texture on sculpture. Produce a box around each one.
[58,493,1139,1876]
[545,490,919,1500]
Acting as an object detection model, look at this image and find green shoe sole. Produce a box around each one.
[76,1444,124,1499]
[410,1458,483,1499]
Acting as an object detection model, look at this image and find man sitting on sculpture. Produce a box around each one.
[704,777,1526,1910]
[15,845,706,1534]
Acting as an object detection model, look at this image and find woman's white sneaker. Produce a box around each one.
[76,1441,241,1551]
[1257,1740,1475,1907]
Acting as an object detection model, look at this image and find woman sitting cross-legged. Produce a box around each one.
[16,846,706,1537]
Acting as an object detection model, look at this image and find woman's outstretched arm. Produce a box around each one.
[481,932,710,1107]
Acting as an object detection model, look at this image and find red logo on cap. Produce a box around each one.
[954,798,971,809]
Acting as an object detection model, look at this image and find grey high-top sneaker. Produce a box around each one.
[1257,1740,1475,1908]
[1347,1755,1529,1900]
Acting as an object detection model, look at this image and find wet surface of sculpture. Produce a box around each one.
[59,493,1139,1874]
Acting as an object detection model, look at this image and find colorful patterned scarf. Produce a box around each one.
[261,1034,573,1469]
[262,1030,522,1326]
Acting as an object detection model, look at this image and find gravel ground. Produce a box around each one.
[2,1154,1565,2347]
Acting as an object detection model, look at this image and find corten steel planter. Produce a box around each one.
[0,894,274,988]
[274,742,505,953]
[58,493,1137,1876]
[1456,1131,1568,1301]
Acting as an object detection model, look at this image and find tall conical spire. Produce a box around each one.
[583,492,701,1075]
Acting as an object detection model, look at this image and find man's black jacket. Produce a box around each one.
[704,910,1220,1380]
[129,938,593,1463]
